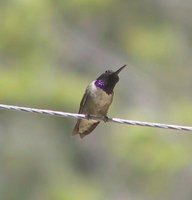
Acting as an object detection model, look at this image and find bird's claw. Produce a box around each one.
[103,116,109,123]
[85,114,91,120]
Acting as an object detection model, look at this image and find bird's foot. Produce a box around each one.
[103,115,109,123]
[85,114,91,120]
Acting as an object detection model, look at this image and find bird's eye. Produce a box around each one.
[105,70,109,73]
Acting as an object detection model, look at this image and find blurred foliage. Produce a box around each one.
[0,0,192,200]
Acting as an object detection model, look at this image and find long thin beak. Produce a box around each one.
[114,64,127,74]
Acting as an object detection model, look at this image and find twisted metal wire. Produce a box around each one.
[0,104,191,132]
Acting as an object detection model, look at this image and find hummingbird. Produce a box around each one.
[73,64,126,138]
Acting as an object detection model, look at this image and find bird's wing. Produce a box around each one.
[73,88,90,135]
[78,88,89,114]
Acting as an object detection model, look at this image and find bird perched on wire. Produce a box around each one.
[73,65,126,138]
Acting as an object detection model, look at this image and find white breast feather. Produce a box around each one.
[89,81,113,113]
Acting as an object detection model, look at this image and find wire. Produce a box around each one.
[0,104,191,132]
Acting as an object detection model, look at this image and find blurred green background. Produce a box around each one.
[0,0,192,200]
